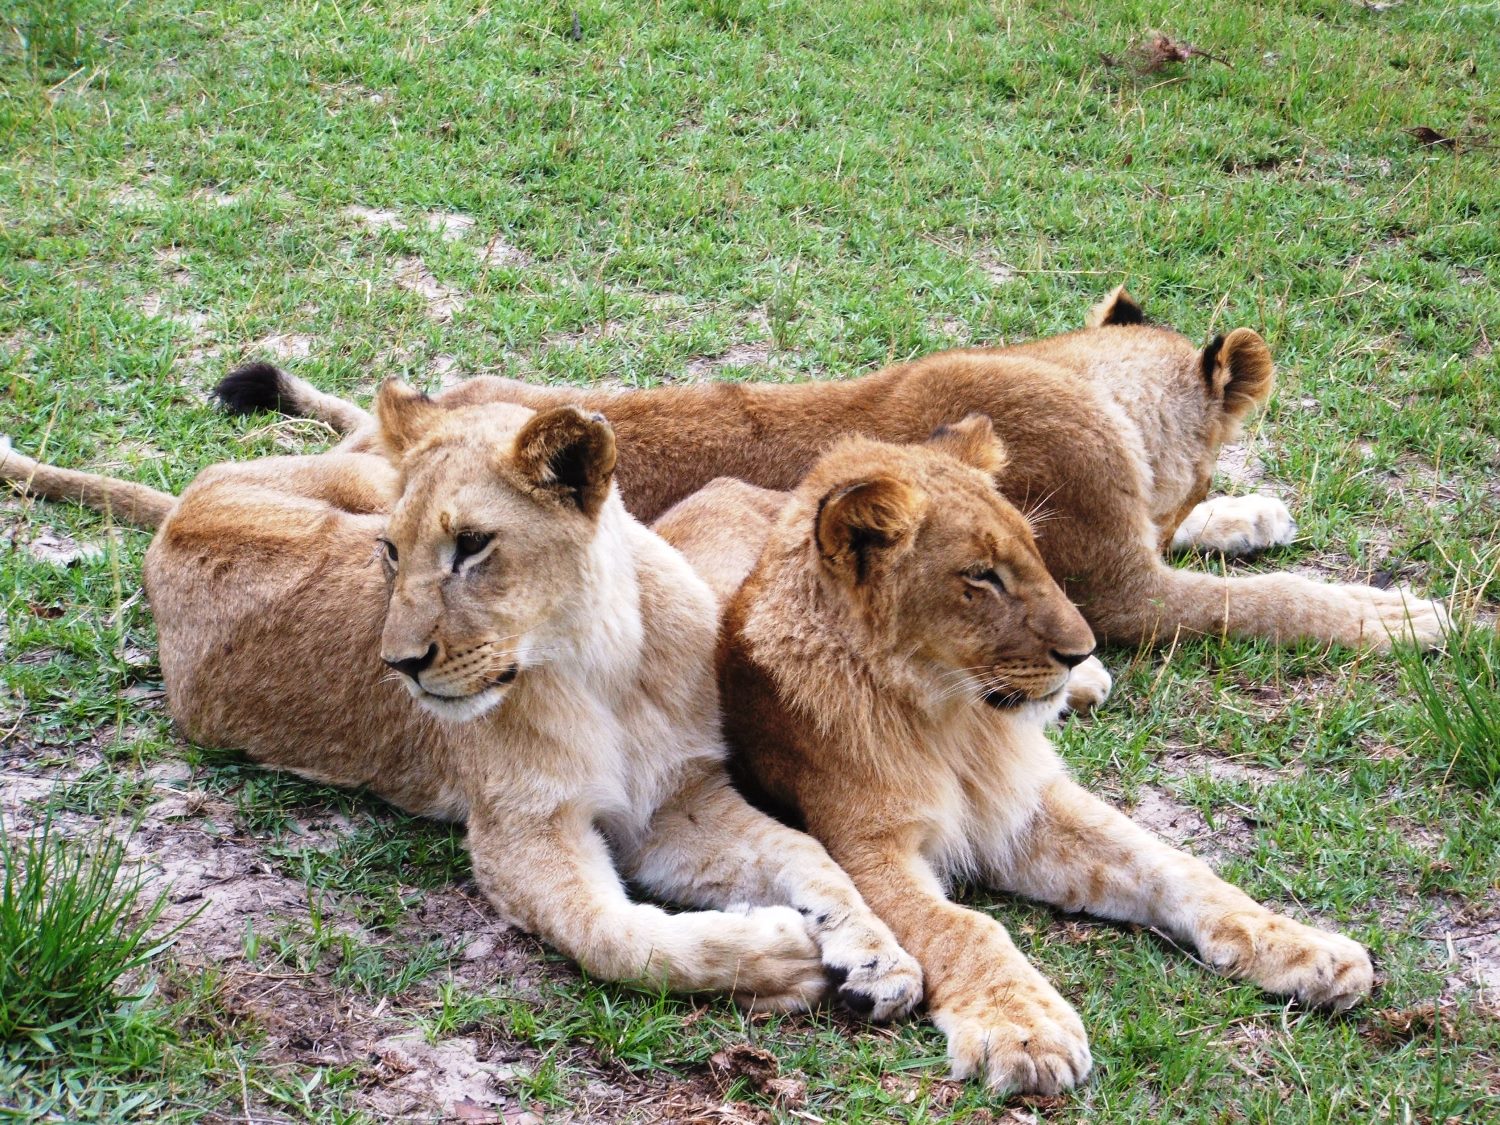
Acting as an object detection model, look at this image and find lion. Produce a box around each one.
[216,287,1451,653]
[651,416,1375,1094]
[0,391,923,1017]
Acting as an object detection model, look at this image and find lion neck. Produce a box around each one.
[507,491,646,705]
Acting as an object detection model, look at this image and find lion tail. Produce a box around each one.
[214,362,372,436]
[1,437,175,529]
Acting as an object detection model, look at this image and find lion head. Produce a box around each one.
[1075,286,1279,547]
[774,415,1096,714]
[372,381,618,721]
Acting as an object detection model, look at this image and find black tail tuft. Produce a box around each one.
[1101,291,1145,326]
[214,362,289,415]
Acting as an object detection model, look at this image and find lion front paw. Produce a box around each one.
[1171,494,1297,557]
[932,977,1092,1094]
[828,942,918,1020]
[1200,911,1374,1013]
[1063,655,1113,714]
[1171,495,1297,558]
[723,905,828,1013]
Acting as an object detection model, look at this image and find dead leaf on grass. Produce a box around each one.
[707,1044,806,1106]
[1404,126,1494,153]
[760,1076,805,1108]
[25,530,104,567]
[1406,127,1457,150]
[1101,32,1232,74]
[708,1043,779,1090]
[1362,1000,1461,1046]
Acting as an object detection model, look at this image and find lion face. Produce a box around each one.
[372,384,618,722]
[806,417,1096,712]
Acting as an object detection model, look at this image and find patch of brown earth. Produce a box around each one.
[682,342,772,380]
[395,257,466,322]
[1126,784,1256,863]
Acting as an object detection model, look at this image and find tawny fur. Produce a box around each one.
[224,287,1451,652]
[653,420,1375,1095]
[0,403,923,1018]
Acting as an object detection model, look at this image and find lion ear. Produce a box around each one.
[926,414,1009,476]
[375,379,442,458]
[814,476,927,584]
[513,406,617,517]
[1202,328,1275,421]
[1085,285,1145,329]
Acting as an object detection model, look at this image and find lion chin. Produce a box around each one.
[407,682,511,723]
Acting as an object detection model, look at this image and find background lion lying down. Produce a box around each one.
[218,287,1454,656]
[656,417,1375,1094]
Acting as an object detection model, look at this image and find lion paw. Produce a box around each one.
[818,921,923,1022]
[1063,656,1113,713]
[1171,495,1296,558]
[723,905,828,1013]
[1346,585,1450,650]
[1200,911,1374,1013]
[932,979,1092,1094]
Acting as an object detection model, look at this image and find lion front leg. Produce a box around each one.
[466,805,826,1011]
[825,833,1090,1094]
[621,768,922,1022]
[995,778,1374,1012]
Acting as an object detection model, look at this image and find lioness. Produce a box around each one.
[0,390,923,1016]
[217,287,1450,652]
[652,416,1375,1094]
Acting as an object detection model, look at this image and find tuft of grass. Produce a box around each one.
[0,816,181,1051]
[11,0,104,74]
[1396,620,1500,790]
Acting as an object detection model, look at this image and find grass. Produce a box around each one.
[1,0,1498,1120]
[1395,619,1500,789]
[0,816,177,1047]
[0,817,188,1121]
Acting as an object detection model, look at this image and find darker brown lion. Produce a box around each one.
[653,423,1375,1094]
[218,287,1450,651]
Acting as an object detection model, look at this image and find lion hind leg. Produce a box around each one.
[1110,560,1451,651]
[996,778,1373,1012]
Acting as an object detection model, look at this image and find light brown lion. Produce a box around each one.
[652,416,1375,1094]
[217,287,1450,652]
[0,393,923,1017]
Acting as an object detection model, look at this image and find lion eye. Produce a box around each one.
[453,530,493,568]
[966,568,1006,593]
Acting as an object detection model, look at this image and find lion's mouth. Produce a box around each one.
[983,683,1065,710]
[486,664,520,688]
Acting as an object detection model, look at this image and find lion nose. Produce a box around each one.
[385,643,438,682]
[1051,646,1095,669]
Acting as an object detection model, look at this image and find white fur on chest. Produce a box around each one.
[918,708,1066,886]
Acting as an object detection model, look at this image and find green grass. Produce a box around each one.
[2,0,1498,1120]
[0,817,194,1121]
[0,816,177,1047]
[1395,619,1500,789]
